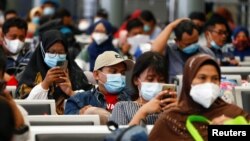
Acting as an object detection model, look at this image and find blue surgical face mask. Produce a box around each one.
[44,53,67,68]
[32,16,40,24]
[43,7,55,16]
[140,82,163,101]
[182,43,199,54]
[103,73,126,94]
[143,25,151,32]
[210,40,221,50]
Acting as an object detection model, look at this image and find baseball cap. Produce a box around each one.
[94,51,134,71]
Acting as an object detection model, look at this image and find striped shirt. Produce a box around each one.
[110,101,159,125]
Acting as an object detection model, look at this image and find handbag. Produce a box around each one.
[104,120,148,141]
[186,115,249,141]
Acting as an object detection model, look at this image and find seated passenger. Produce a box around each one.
[17,29,92,114]
[0,18,31,83]
[0,51,30,141]
[87,19,118,71]
[149,54,250,141]
[110,51,177,125]
[65,51,134,117]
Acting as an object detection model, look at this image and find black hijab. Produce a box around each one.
[17,30,92,114]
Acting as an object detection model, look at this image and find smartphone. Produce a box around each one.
[55,60,68,83]
[162,84,176,91]
[162,84,176,99]
[56,60,68,71]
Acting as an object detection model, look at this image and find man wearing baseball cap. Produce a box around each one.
[64,51,134,119]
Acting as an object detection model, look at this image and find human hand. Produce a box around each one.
[211,115,231,125]
[160,90,177,111]
[229,59,239,66]
[138,90,177,115]
[41,67,65,89]
[168,18,190,29]
[79,105,93,115]
[57,70,74,96]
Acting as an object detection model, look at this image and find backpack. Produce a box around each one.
[104,121,148,141]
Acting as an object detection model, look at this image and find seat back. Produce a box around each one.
[35,133,107,141]
[28,115,100,126]
[14,100,56,115]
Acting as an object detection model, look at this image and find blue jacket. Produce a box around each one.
[64,88,131,114]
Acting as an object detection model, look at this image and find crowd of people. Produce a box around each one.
[1,0,250,141]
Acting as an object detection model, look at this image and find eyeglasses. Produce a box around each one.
[0,80,6,93]
[46,53,66,59]
[210,30,228,36]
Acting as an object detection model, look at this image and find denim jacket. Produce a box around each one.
[64,87,131,114]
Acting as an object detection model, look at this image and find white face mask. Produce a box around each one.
[140,82,163,101]
[92,32,108,45]
[4,37,24,54]
[127,34,150,55]
[190,82,221,108]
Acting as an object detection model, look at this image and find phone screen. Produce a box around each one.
[56,60,68,71]
[162,84,176,91]
[162,84,176,99]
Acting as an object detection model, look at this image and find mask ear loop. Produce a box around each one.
[137,78,143,106]
[40,42,46,58]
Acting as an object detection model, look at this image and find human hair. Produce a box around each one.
[131,51,168,100]
[174,20,198,40]
[4,9,17,19]
[204,13,228,32]
[53,8,71,19]
[126,18,143,32]
[140,10,156,24]
[2,17,28,35]
[0,49,6,78]
[0,96,15,141]
[188,11,206,22]
[96,9,108,19]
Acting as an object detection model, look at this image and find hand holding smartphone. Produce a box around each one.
[55,60,68,83]
[162,84,176,99]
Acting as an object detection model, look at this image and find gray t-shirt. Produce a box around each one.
[166,43,215,82]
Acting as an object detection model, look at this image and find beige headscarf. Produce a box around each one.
[149,54,250,141]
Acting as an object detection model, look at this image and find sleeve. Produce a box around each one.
[25,83,49,100]
[110,102,129,125]
[64,94,82,115]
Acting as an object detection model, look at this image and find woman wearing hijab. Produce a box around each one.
[87,19,118,71]
[17,30,92,114]
[230,26,250,61]
[149,54,250,141]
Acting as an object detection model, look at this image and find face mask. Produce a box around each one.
[103,74,126,94]
[210,40,221,50]
[92,32,109,45]
[234,40,250,51]
[208,33,221,50]
[182,43,199,54]
[190,82,221,108]
[94,17,102,23]
[4,38,24,54]
[127,34,150,55]
[43,7,55,16]
[32,16,40,24]
[143,25,151,32]
[44,53,67,68]
[140,82,163,101]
